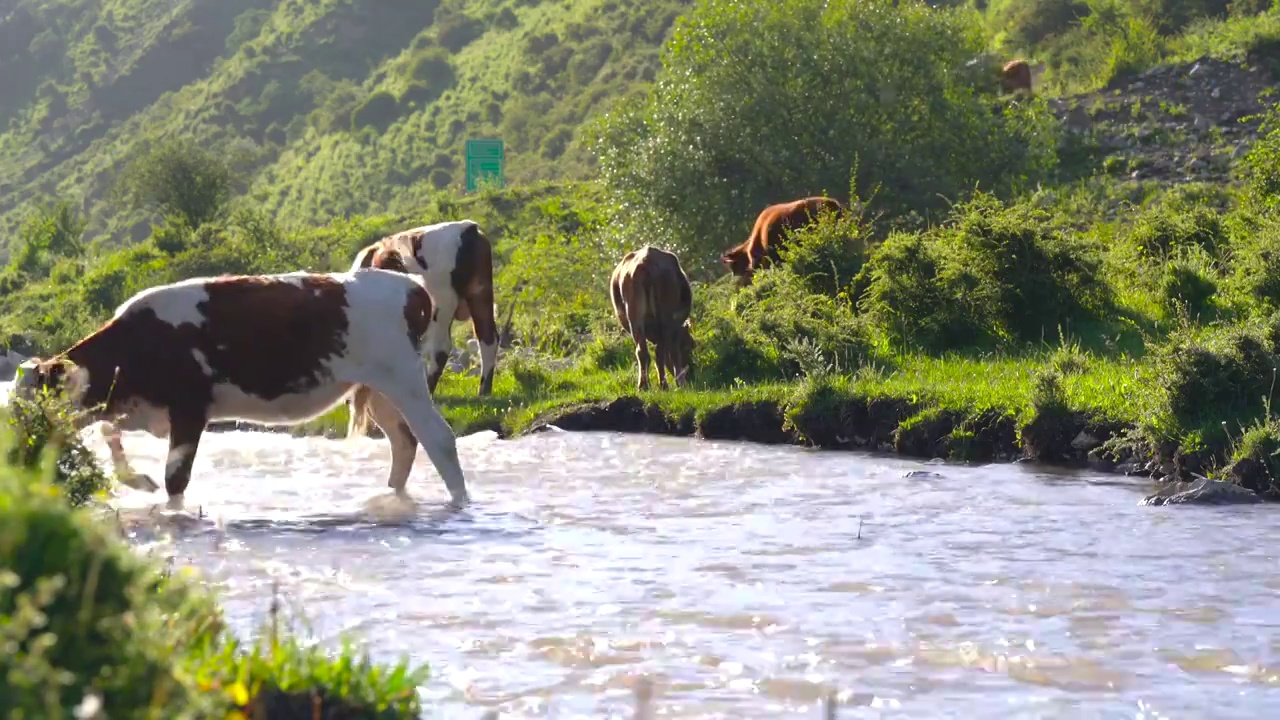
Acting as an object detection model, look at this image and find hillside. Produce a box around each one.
[0,0,689,253]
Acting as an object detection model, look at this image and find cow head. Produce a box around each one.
[720,248,753,287]
[370,245,409,274]
[10,357,96,428]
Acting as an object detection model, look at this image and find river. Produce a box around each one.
[7,380,1280,718]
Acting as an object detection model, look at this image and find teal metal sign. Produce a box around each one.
[465,139,505,192]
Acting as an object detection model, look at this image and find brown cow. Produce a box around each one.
[1000,59,1033,95]
[719,196,847,286]
[8,270,470,509]
[610,246,694,391]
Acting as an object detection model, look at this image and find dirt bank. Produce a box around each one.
[521,395,1276,503]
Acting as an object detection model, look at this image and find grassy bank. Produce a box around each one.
[0,392,433,718]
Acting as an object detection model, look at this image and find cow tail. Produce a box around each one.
[610,275,625,315]
[346,386,374,439]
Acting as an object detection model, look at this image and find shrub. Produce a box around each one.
[776,207,870,299]
[694,268,875,385]
[1147,320,1279,433]
[1222,218,1280,315]
[0,460,226,717]
[858,193,1112,350]
[2,390,111,508]
[1159,244,1221,320]
[351,91,400,132]
[1126,201,1228,258]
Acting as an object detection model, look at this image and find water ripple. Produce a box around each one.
[71,425,1280,718]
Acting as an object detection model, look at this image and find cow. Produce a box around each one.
[349,220,499,397]
[609,245,694,391]
[1000,59,1033,95]
[719,196,847,286]
[8,269,470,509]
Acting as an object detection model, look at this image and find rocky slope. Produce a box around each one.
[1048,55,1276,186]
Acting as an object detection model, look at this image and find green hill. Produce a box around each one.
[0,0,689,252]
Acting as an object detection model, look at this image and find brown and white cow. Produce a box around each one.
[9,269,470,509]
[609,245,694,391]
[719,196,848,286]
[345,220,499,448]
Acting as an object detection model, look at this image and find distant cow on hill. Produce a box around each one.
[1000,59,1033,94]
[610,246,694,391]
[719,196,848,286]
[9,270,470,509]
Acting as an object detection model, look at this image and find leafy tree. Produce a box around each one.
[589,0,1061,270]
[114,138,244,229]
[7,199,87,277]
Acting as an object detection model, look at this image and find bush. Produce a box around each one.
[2,391,112,508]
[1222,218,1280,315]
[1148,320,1279,433]
[1159,244,1221,320]
[0,394,431,718]
[694,268,875,385]
[858,193,1112,350]
[775,207,870,299]
[0,461,225,717]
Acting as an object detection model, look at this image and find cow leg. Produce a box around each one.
[424,294,458,394]
[365,388,419,493]
[102,422,160,492]
[364,369,468,507]
[626,305,651,391]
[162,410,208,509]
[654,335,670,391]
[464,284,499,397]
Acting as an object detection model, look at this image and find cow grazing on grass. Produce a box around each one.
[9,270,470,508]
[1000,59,1033,95]
[719,196,847,286]
[610,246,694,391]
[350,220,499,397]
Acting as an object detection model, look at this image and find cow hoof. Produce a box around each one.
[120,472,160,493]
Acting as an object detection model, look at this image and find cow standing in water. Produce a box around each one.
[610,246,694,391]
[719,196,848,286]
[9,269,470,509]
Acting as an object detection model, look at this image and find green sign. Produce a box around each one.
[465,139,505,192]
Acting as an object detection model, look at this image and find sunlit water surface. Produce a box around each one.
[7,381,1280,718]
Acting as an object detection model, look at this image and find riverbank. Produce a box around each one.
[251,347,1278,504]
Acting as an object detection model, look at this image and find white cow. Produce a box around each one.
[10,269,469,509]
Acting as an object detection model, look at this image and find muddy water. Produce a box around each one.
[11,380,1280,718]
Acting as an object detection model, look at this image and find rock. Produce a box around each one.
[1141,476,1264,506]
[1070,430,1101,451]
[0,350,29,382]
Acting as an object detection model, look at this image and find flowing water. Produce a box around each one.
[11,379,1280,718]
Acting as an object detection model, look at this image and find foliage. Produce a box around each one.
[113,137,249,230]
[2,391,112,508]
[856,192,1113,351]
[0,402,430,718]
[590,0,1061,271]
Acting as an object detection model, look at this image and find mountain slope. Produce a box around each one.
[0,0,689,252]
